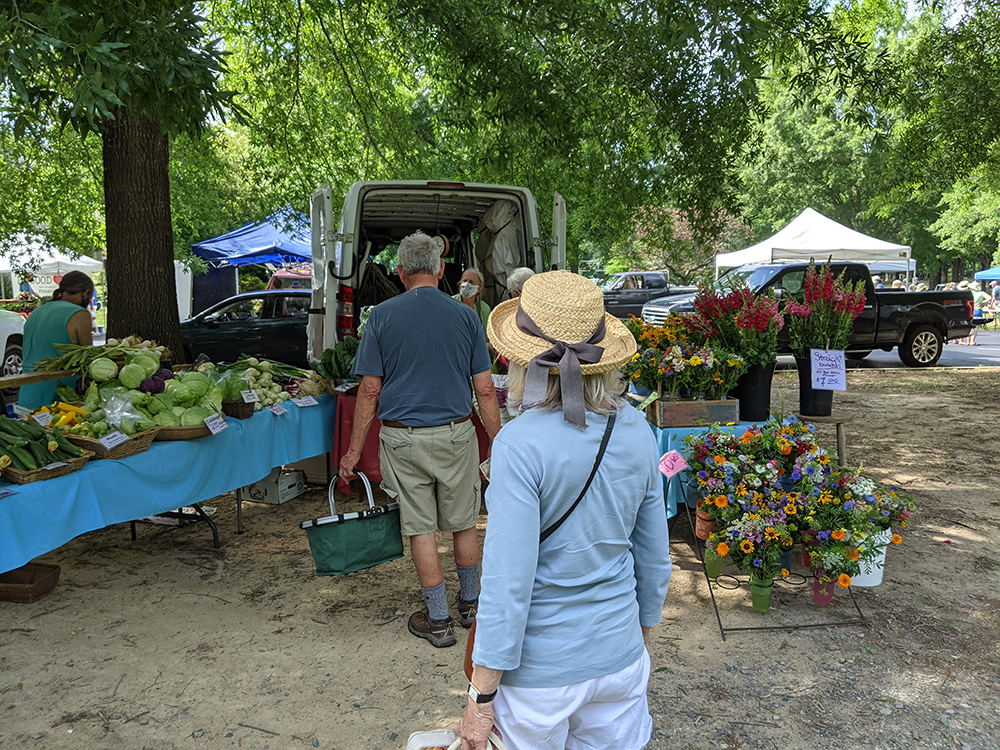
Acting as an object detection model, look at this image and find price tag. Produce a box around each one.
[241,389,259,403]
[32,411,52,427]
[291,396,319,407]
[204,413,229,435]
[0,488,17,499]
[333,382,355,393]
[658,450,688,478]
[12,404,30,419]
[42,462,69,471]
[267,403,288,416]
[810,349,847,391]
[99,431,130,450]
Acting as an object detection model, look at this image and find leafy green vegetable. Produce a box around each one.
[89,357,118,383]
[152,410,181,427]
[119,363,146,390]
[180,406,213,426]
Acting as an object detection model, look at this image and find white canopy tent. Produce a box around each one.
[716,208,912,280]
[0,248,104,298]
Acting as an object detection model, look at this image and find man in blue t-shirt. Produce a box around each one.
[340,231,501,648]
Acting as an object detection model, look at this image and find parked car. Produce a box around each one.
[602,271,696,319]
[180,290,310,367]
[641,262,974,367]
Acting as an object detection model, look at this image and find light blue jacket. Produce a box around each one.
[473,403,671,688]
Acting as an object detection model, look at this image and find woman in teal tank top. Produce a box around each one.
[19,271,95,410]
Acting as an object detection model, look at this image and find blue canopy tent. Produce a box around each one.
[190,209,311,314]
[192,208,311,268]
[974,266,1000,281]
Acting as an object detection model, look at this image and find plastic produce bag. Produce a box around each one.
[218,369,251,402]
[101,387,148,428]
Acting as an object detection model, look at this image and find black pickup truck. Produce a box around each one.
[602,271,697,319]
[641,262,975,367]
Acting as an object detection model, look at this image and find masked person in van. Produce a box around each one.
[454,268,491,334]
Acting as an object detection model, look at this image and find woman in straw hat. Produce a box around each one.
[458,271,672,750]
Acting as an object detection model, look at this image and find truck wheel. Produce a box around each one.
[846,350,872,360]
[899,325,943,367]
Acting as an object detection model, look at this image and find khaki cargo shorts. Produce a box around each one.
[378,419,481,537]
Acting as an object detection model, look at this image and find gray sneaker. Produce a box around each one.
[407,611,456,648]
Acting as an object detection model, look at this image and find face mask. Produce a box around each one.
[459,282,478,299]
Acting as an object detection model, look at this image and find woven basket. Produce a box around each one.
[64,426,161,460]
[222,400,255,420]
[0,562,60,603]
[2,449,94,485]
[153,423,215,441]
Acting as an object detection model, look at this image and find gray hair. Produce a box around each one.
[462,267,485,286]
[397,231,442,276]
[506,363,624,417]
[507,267,535,295]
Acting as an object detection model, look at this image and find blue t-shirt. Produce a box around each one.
[351,287,491,426]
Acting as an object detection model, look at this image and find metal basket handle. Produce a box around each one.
[327,470,375,517]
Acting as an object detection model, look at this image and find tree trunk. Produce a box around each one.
[102,107,186,363]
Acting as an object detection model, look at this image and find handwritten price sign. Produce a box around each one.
[810,349,847,391]
[658,450,688,478]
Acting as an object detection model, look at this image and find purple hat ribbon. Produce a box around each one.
[516,305,605,428]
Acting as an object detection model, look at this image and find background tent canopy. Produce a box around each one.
[974,267,1000,281]
[716,208,911,272]
[192,208,310,267]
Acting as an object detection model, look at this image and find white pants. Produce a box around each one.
[491,650,653,750]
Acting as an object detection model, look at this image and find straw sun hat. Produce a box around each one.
[487,270,637,375]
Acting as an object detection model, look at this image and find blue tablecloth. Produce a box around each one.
[648,421,756,519]
[0,395,336,574]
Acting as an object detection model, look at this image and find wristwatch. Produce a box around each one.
[468,682,497,704]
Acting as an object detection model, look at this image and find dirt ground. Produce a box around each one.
[1,369,999,750]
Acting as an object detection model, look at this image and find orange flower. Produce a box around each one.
[713,455,726,464]
[847,547,860,561]
[715,495,729,509]
[781,568,790,577]
[716,542,730,557]
[741,431,753,444]
[780,444,792,455]
[837,573,852,588]
[740,540,754,554]
[891,533,902,545]
[831,529,846,541]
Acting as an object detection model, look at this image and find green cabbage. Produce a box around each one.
[148,393,172,415]
[199,385,223,412]
[163,379,195,406]
[127,389,151,407]
[119,363,146,390]
[126,352,159,378]
[90,357,118,383]
[170,405,187,418]
[152,410,181,427]
[181,406,214,426]
[179,371,211,398]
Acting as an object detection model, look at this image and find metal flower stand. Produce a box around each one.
[672,475,867,641]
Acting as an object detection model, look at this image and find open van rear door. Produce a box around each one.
[551,192,567,271]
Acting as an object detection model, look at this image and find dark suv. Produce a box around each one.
[602,271,695,319]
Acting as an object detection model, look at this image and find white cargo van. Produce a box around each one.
[308,180,566,358]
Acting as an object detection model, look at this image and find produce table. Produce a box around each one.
[648,420,756,519]
[0,395,336,574]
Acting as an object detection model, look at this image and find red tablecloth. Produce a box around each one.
[332,392,489,493]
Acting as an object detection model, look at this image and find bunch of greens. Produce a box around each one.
[313,337,360,380]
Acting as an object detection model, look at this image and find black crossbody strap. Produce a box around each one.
[539,411,616,544]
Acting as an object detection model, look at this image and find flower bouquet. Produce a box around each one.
[685,282,784,421]
[784,262,867,416]
[623,316,746,427]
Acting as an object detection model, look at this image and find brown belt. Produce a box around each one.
[382,414,472,430]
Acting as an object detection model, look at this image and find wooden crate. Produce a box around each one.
[645,398,740,428]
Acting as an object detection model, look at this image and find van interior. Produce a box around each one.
[349,187,531,313]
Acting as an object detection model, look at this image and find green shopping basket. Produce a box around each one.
[300,471,404,576]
